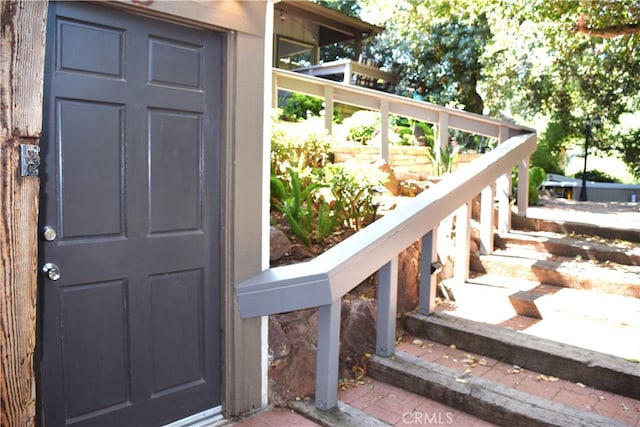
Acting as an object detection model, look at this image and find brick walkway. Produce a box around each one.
[221,196,640,426]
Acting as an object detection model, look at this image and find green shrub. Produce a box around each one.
[512,165,547,205]
[343,110,380,144]
[270,169,338,246]
[320,163,387,230]
[278,92,324,122]
[573,170,622,183]
[529,166,546,205]
[271,118,333,178]
[426,143,459,176]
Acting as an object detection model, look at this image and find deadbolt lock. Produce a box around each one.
[43,226,57,242]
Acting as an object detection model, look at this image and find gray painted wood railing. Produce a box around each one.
[237,69,537,410]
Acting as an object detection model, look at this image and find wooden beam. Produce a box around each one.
[1,1,48,426]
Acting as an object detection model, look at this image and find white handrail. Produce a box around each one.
[237,133,536,317]
[239,69,537,411]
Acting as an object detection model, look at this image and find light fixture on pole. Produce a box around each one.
[579,115,601,202]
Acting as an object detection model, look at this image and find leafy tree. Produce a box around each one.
[317,0,640,174]
[481,0,640,156]
[359,0,490,114]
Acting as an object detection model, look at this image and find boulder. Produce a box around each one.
[397,241,420,315]
[339,297,377,378]
[373,159,401,196]
[268,309,318,404]
[270,226,292,262]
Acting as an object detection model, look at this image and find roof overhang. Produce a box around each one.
[276,0,383,46]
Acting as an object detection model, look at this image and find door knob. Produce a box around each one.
[42,263,61,281]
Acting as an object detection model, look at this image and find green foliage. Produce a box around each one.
[480,0,640,152]
[356,0,640,174]
[348,123,377,145]
[573,170,622,184]
[615,128,640,181]
[321,163,387,230]
[426,143,459,176]
[344,110,380,144]
[278,92,324,122]
[529,166,547,205]
[530,119,566,175]
[361,1,490,114]
[271,116,388,245]
[270,169,337,246]
[271,118,333,177]
[512,165,547,205]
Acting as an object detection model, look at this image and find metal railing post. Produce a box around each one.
[419,228,438,315]
[376,258,398,357]
[315,301,341,410]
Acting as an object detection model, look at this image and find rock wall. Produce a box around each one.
[332,144,480,180]
[268,239,423,404]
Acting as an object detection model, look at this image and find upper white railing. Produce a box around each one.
[237,68,537,410]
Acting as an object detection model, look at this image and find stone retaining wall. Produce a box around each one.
[332,144,481,180]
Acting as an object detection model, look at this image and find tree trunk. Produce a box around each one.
[1,1,48,426]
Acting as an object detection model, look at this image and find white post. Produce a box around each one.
[437,112,449,169]
[454,202,471,283]
[376,258,398,357]
[380,100,389,162]
[324,86,334,135]
[480,184,496,255]
[343,62,352,84]
[497,126,511,234]
[272,73,278,109]
[517,156,530,216]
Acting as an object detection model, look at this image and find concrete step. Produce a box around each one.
[470,253,640,298]
[452,275,640,329]
[402,312,640,400]
[495,230,640,266]
[511,213,640,243]
[367,349,632,427]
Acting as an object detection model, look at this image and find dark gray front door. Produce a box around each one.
[39,3,222,426]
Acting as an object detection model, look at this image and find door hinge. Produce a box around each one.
[20,144,40,177]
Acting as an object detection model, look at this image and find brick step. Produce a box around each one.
[457,275,640,329]
[470,253,640,298]
[403,312,640,400]
[494,231,640,266]
[367,337,639,427]
[288,399,390,426]
[511,213,640,243]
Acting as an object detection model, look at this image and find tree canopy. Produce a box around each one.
[316,0,640,179]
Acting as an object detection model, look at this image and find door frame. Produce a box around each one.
[19,1,270,424]
[38,3,225,424]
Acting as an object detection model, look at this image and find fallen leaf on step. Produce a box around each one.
[412,339,424,347]
[449,344,457,350]
[455,378,468,384]
[576,382,587,388]
[621,403,629,411]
